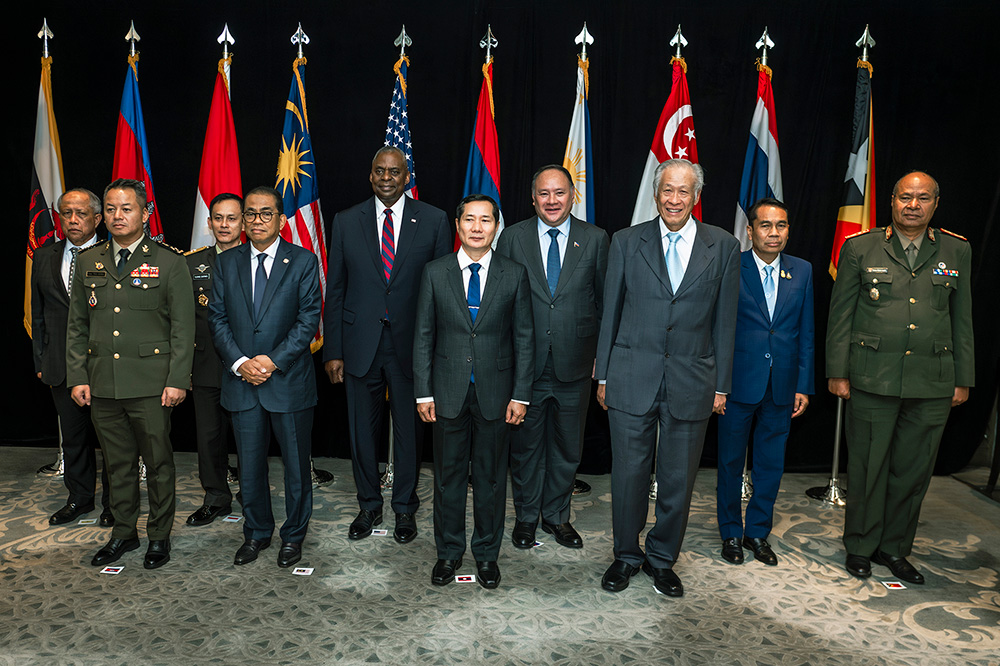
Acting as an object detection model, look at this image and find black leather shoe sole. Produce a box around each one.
[91,538,140,566]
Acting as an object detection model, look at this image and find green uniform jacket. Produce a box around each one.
[66,235,195,399]
[184,245,224,389]
[826,225,974,399]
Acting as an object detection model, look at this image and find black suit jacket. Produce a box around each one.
[323,196,452,377]
[413,252,534,421]
[496,215,609,382]
[31,239,78,385]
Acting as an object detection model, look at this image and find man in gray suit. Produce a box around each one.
[496,165,609,549]
[595,159,740,597]
[413,194,533,589]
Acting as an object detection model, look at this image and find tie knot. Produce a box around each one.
[469,262,481,274]
[384,209,393,220]
[765,265,774,277]
[257,253,267,266]
[667,231,680,245]
[548,228,560,240]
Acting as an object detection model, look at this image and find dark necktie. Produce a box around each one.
[468,263,481,383]
[116,248,130,274]
[905,242,917,270]
[253,253,268,319]
[381,208,395,281]
[546,228,561,297]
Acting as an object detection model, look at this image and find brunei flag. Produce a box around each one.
[462,56,503,248]
[275,56,327,351]
[25,50,66,336]
[113,54,163,241]
[830,60,875,279]
[563,54,594,223]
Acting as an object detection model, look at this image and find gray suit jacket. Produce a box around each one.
[496,215,609,382]
[413,251,534,421]
[595,218,740,420]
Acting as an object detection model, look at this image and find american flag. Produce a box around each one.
[384,56,419,199]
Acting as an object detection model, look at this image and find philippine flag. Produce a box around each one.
[563,55,594,223]
[734,64,783,250]
[462,57,503,248]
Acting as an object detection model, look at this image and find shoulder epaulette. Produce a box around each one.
[184,246,210,256]
[938,228,968,242]
[155,239,186,255]
[79,242,105,255]
[845,228,874,241]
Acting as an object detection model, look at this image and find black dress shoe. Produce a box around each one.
[542,521,583,548]
[511,520,537,549]
[91,537,140,566]
[476,561,501,589]
[393,513,417,544]
[431,558,463,586]
[144,539,171,569]
[99,510,115,527]
[277,542,302,568]
[348,509,383,540]
[721,537,744,564]
[742,536,778,566]
[186,504,232,527]
[49,501,95,525]
[234,538,271,565]
[601,559,641,592]
[845,554,872,578]
[872,550,924,584]
[572,478,592,496]
[641,561,684,597]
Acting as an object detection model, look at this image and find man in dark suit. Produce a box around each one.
[324,147,452,544]
[183,192,243,526]
[828,171,973,585]
[66,178,195,570]
[496,165,609,549]
[210,186,321,568]
[413,194,533,589]
[595,158,739,597]
[716,198,814,567]
[31,188,112,527]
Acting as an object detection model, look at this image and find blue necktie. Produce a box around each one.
[764,264,776,320]
[546,228,561,297]
[468,263,481,383]
[253,253,268,319]
[665,232,683,292]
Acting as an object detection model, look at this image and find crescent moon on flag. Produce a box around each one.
[660,104,694,159]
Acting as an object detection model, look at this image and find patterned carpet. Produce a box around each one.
[0,447,998,666]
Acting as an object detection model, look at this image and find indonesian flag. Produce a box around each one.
[734,63,783,250]
[461,57,503,250]
[191,55,242,250]
[630,56,701,226]
[830,60,875,279]
[112,55,164,241]
[25,54,66,336]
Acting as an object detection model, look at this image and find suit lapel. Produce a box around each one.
[556,219,585,296]
[639,220,672,293]
[256,240,291,323]
[236,244,254,320]
[518,222,548,293]
[742,251,771,323]
[476,256,503,328]
[360,199,384,282]
[49,241,71,302]
[674,223,714,298]
[446,257,473,328]
[911,235,938,273]
[884,234,910,271]
[389,199,420,285]
[772,258,790,322]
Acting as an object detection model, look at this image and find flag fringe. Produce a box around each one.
[857,59,874,77]
[393,55,410,96]
[482,57,495,118]
[755,59,772,79]
[577,56,590,98]
[218,55,233,92]
[128,53,140,79]
[669,55,687,74]
[292,57,310,132]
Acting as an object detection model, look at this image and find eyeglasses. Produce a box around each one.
[243,210,275,223]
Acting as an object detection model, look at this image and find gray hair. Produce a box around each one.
[56,188,102,216]
[372,145,408,166]
[652,158,704,197]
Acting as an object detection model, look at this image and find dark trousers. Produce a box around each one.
[844,387,951,557]
[192,385,234,506]
[91,396,176,541]
[509,351,590,524]
[716,375,793,540]
[345,327,423,514]
[608,375,709,569]
[432,383,509,561]
[231,405,314,543]
[50,383,110,509]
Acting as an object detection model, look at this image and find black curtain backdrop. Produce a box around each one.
[7,1,999,475]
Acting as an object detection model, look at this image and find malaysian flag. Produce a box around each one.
[384,55,419,199]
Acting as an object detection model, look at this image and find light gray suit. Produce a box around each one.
[595,218,740,569]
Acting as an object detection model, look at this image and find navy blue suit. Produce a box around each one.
[716,250,814,540]
[209,238,321,543]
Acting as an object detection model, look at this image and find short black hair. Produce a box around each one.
[747,197,789,226]
[244,186,283,212]
[530,164,574,192]
[104,178,147,209]
[209,192,244,214]
[456,194,500,222]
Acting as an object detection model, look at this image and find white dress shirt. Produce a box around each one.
[62,235,100,292]
[537,216,570,274]
[231,238,282,375]
[659,215,697,275]
[375,195,408,256]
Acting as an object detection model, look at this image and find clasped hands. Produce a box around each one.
[238,355,276,385]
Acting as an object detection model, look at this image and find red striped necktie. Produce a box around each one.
[381,208,395,281]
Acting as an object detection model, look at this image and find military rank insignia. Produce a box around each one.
[198,294,209,307]
[131,264,159,278]
[870,287,879,301]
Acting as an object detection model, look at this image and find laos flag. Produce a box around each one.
[461,57,503,249]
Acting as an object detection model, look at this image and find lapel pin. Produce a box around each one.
[938,262,946,269]
[283,257,290,264]
[95,262,104,270]
[141,244,149,253]
[574,241,580,248]
[411,218,417,223]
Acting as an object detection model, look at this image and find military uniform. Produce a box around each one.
[826,225,974,557]
[185,245,234,508]
[66,235,195,542]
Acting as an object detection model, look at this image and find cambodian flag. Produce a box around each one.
[462,58,503,248]
[112,57,163,241]
[734,64,783,250]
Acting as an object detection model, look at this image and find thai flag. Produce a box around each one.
[462,58,503,248]
[385,56,419,199]
[190,55,242,250]
[734,66,783,250]
[112,58,163,241]
[275,57,327,351]
[563,56,595,223]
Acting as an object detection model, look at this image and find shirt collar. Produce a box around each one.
[537,216,571,239]
[458,247,492,272]
[111,235,144,258]
[375,195,407,224]
[751,249,781,273]
[659,216,696,244]
[250,237,282,260]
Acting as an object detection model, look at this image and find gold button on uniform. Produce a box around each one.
[154,348,160,354]
[909,298,916,304]
[113,353,120,359]
[114,306,121,312]
[908,324,916,330]
[905,350,912,355]
[115,284,122,290]
[113,330,120,337]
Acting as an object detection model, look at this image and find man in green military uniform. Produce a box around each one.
[827,171,973,584]
[67,178,195,570]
